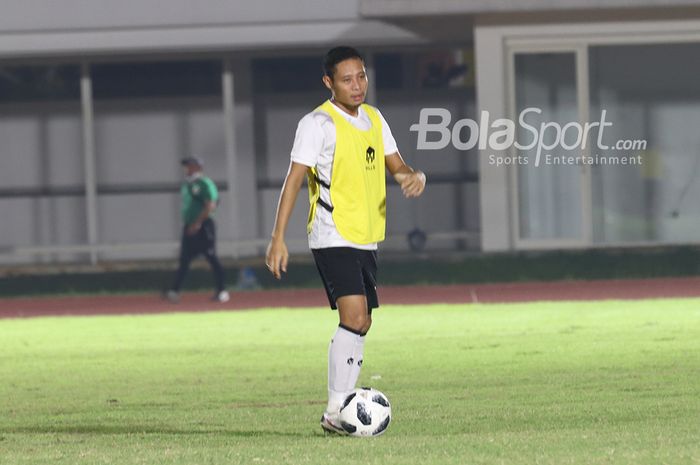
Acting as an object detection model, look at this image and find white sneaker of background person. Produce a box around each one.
[164,290,180,303]
[212,290,230,303]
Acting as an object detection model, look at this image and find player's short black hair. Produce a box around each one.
[323,46,364,79]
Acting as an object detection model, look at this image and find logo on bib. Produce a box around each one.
[366,146,375,164]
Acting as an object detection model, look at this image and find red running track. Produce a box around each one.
[1,276,700,319]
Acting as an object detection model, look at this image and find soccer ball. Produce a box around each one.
[338,387,391,437]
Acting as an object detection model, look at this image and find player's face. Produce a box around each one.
[183,164,198,177]
[323,58,368,113]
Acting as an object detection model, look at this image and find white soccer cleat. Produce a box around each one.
[320,411,349,435]
[164,290,180,303]
[212,290,230,303]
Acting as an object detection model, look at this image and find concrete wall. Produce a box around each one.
[0,0,358,31]
[0,102,85,263]
[0,0,426,58]
[361,0,700,16]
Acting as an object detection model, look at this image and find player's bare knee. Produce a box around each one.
[337,295,370,332]
[361,316,372,335]
[345,309,369,331]
[342,313,368,333]
[358,314,371,333]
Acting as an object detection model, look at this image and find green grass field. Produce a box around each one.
[1,299,699,465]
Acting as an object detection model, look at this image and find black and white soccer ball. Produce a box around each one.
[338,387,391,437]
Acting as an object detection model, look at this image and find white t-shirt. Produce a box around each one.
[290,101,398,250]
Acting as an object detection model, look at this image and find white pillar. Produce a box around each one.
[81,63,98,264]
[475,25,512,251]
[222,59,240,258]
[576,45,593,245]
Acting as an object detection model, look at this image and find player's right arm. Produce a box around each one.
[265,161,308,279]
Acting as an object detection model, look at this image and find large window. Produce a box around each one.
[589,42,700,244]
[514,53,583,242]
[509,40,700,248]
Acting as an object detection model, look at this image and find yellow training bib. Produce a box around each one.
[307,100,386,244]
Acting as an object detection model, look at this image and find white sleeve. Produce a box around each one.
[290,113,324,168]
[376,109,399,155]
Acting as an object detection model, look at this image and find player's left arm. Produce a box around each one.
[385,152,426,198]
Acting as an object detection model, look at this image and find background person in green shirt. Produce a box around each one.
[165,156,229,303]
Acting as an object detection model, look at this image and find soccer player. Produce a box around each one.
[165,156,230,303]
[265,46,426,434]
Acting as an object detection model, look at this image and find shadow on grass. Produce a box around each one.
[1,425,312,438]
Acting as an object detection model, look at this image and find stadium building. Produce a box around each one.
[1,0,700,264]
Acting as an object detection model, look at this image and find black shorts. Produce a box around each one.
[181,218,217,257]
[311,247,379,312]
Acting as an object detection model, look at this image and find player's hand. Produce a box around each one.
[265,238,288,280]
[186,222,201,236]
[396,171,426,198]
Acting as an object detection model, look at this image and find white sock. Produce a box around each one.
[327,326,365,413]
[349,334,366,391]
